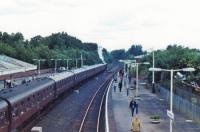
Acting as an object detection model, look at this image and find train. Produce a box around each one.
[0,64,107,132]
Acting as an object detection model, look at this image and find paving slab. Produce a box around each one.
[110,77,200,132]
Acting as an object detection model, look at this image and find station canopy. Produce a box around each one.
[0,55,37,76]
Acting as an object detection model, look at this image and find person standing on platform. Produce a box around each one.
[131,117,140,132]
[118,80,122,92]
[113,80,117,92]
[128,75,131,84]
[127,87,129,96]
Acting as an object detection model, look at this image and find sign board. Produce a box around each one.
[191,97,197,104]
[167,110,174,120]
[139,83,147,85]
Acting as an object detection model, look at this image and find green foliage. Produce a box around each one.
[150,115,160,120]
[146,45,200,81]
[102,48,113,63]
[126,44,144,57]
[0,31,105,68]
[153,45,200,70]
[111,49,126,60]
[110,44,146,76]
[110,44,145,60]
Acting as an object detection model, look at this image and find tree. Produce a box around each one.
[127,44,143,57]
[111,49,126,60]
[30,35,44,47]
[0,32,2,42]
[145,44,200,82]
[2,32,10,44]
[13,32,24,42]
[102,48,112,63]
[0,31,105,68]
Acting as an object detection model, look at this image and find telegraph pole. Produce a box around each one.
[33,59,46,75]
[50,59,62,73]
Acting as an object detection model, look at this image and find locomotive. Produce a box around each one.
[0,64,107,132]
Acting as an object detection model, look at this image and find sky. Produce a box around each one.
[0,0,200,51]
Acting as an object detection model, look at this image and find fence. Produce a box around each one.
[158,86,200,122]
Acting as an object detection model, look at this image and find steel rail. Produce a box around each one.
[96,79,112,132]
[78,76,111,132]
[105,79,114,132]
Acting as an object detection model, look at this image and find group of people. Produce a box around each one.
[130,98,140,132]
[113,70,141,132]
[113,74,123,92]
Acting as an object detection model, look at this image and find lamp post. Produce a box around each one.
[75,58,78,69]
[152,50,155,93]
[78,53,86,68]
[32,59,46,75]
[149,67,195,132]
[135,62,150,98]
[50,59,62,73]
[81,53,83,67]
[74,53,86,69]
[119,60,150,98]
[127,64,130,83]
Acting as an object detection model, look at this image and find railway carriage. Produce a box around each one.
[49,72,75,96]
[0,64,107,132]
[0,78,55,131]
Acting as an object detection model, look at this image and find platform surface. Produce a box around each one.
[110,77,200,132]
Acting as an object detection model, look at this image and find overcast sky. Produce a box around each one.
[0,0,200,51]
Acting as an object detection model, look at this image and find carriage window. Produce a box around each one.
[12,104,19,117]
[43,90,46,100]
[50,87,52,95]
[27,97,31,110]
[46,88,49,97]
[41,91,44,99]
[0,112,4,120]
[21,101,24,114]
[37,92,40,98]
[46,90,48,97]
[0,111,7,125]
[32,94,36,106]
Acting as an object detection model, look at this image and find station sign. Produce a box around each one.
[167,110,174,120]
[191,97,197,104]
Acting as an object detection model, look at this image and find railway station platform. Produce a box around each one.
[108,77,200,132]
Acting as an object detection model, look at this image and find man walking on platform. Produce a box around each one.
[129,99,138,117]
[113,80,117,92]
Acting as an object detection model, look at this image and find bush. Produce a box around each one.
[150,115,160,120]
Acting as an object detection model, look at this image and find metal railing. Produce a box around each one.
[158,86,200,123]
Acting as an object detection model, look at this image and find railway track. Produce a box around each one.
[78,77,111,132]
[77,65,121,132]
[34,65,122,132]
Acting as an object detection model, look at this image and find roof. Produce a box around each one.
[49,64,105,82]
[0,55,37,75]
[0,78,54,106]
[134,54,147,59]
[0,63,106,109]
